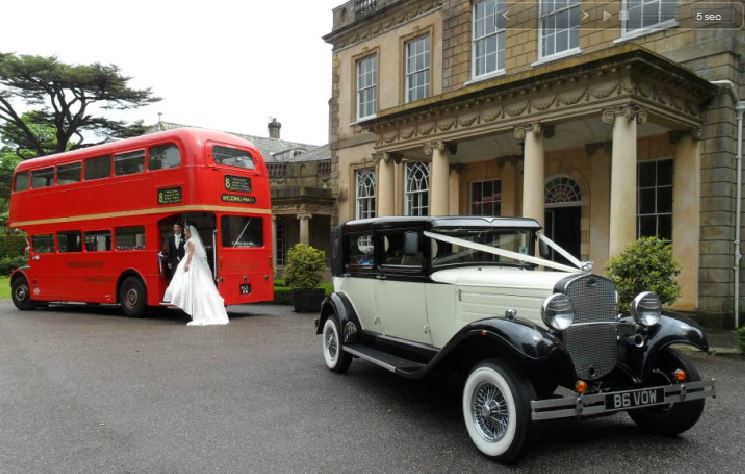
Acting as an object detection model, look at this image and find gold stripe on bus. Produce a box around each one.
[9,205,273,228]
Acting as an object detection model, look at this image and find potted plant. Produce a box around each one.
[284,243,327,312]
[607,236,681,312]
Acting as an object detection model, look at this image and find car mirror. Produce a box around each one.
[403,231,419,256]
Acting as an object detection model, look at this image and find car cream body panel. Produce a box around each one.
[428,268,581,330]
[334,276,381,334]
[376,280,431,344]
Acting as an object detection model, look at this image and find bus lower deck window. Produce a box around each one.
[116,226,146,250]
[84,231,112,252]
[31,234,54,253]
[58,231,82,252]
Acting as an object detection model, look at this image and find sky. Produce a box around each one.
[0,0,343,146]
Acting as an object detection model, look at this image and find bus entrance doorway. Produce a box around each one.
[159,213,218,279]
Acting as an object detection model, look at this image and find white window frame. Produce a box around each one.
[404,161,430,216]
[356,168,376,220]
[616,0,679,42]
[275,219,286,266]
[356,54,377,121]
[405,34,430,103]
[470,0,506,83]
[470,179,502,216]
[533,0,582,66]
[636,158,673,241]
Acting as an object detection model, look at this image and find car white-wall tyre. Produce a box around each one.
[462,360,535,462]
[321,316,352,374]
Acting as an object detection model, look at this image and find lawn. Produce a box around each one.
[0,276,10,300]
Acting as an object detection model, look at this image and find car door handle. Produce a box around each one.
[375,275,387,280]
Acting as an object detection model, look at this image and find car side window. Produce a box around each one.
[380,230,424,272]
[345,233,375,274]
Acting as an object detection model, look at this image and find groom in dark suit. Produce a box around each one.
[167,223,186,278]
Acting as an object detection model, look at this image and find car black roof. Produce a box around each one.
[342,216,542,231]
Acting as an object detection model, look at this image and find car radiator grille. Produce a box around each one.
[563,274,618,379]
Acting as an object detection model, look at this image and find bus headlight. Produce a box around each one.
[631,291,662,327]
[541,294,575,331]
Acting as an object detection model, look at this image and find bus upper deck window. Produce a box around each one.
[31,168,54,188]
[14,172,29,192]
[149,144,181,171]
[115,150,145,176]
[85,155,111,180]
[57,162,82,185]
[212,146,255,170]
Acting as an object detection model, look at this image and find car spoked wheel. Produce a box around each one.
[463,360,535,462]
[321,316,352,374]
[473,381,510,442]
[629,349,705,435]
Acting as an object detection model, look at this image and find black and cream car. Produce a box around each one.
[315,216,716,462]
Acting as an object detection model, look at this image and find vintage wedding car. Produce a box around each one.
[315,216,716,462]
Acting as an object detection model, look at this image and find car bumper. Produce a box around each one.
[531,379,716,420]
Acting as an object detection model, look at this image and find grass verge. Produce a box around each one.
[0,276,10,300]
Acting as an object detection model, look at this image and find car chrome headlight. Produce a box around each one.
[631,291,662,327]
[541,294,574,330]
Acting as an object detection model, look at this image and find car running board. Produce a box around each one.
[342,344,426,377]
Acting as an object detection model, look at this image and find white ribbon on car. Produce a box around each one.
[424,231,583,274]
[536,232,593,272]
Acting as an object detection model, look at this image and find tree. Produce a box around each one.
[0,53,159,156]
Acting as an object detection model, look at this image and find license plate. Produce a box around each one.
[239,284,251,295]
[604,387,665,410]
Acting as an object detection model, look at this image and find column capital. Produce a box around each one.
[668,127,703,145]
[513,122,547,140]
[297,213,312,221]
[602,105,648,125]
[423,141,447,157]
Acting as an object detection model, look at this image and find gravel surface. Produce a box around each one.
[0,301,742,472]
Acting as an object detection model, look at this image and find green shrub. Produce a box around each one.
[0,228,26,260]
[737,326,745,355]
[284,244,326,289]
[607,236,681,312]
[272,287,293,305]
[0,255,26,276]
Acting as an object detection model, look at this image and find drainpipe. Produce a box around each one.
[710,80,744,328]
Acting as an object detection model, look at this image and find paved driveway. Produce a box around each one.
[0,301,742,472]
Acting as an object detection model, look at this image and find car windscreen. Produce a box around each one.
[430,228,532,267]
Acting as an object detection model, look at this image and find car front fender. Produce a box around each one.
[619,313,709,377]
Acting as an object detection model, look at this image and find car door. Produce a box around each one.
[334,231,381,334]
[374,229,432,345]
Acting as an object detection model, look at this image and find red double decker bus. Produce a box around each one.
[8,128,273,316]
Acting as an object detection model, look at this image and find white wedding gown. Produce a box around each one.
[164,237,229,326]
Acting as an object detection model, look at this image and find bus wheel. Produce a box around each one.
[11,277,34,311]
[120,276,147,317]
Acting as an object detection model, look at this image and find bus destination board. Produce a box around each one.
[225,175,252,193]
[221,194,256,204]
[157,186,182,205]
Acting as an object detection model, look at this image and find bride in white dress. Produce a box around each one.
[164,225,229,326]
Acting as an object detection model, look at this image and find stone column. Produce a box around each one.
[298,213,312,245]
[605,106,646,257]
[376,153,396,217]
[426,141,450,216]
[671,129,702,310]
[515,123,545,226]
[449,164,463,215]
[271,214,278,268]
[501,158,517,216]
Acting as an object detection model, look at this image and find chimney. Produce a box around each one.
[268,118,281,139]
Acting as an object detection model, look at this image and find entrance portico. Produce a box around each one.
[361,46,715,310]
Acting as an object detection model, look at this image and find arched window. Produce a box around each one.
[276,219,286,266]
[405,161,430,216]
[545,176,581,206]
[356,169,376,220]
